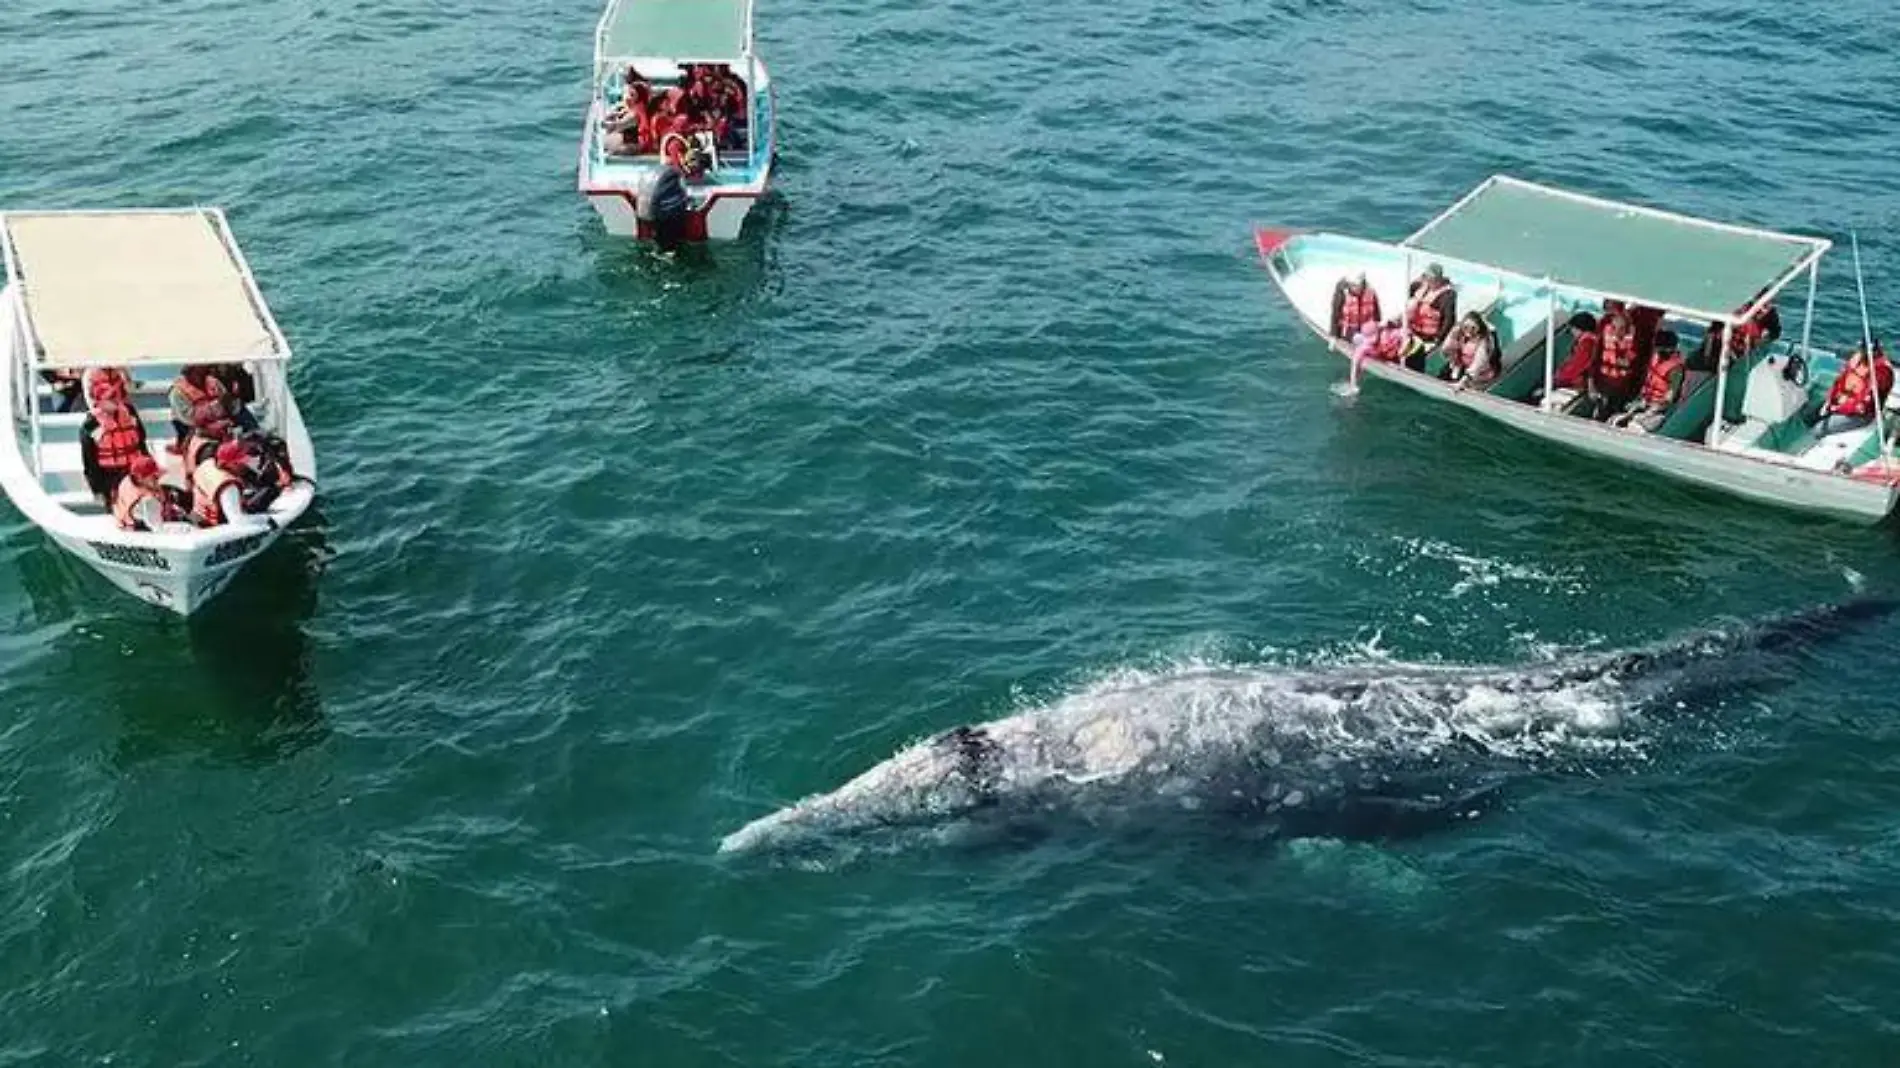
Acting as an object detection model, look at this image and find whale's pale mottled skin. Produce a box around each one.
[719,601,1893,860]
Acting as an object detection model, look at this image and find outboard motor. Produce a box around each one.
[633,165,692,252]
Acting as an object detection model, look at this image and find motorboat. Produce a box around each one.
[1256,175,1900,524]
[0,208,318,614]
[578,0,775,245]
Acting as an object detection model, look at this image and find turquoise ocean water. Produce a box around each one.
[5,0,1900,1062]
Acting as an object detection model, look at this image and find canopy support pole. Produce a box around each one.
[1799,256,1818,362]
[1401,249,1414,360]
[1708,326,1731,448]
[1851,232,1891,474]
[1543,282,1556,408]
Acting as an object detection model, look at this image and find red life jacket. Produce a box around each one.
[1338,285,1379,338]
[1408,283,1447,339]
[112,478,177,531]
[92,404,144,472]
[1449,332,1486,372]
[1555,331,1600,389]
[192,460,243,526]
[176,375,232,433]
[1599,319,1639,382]
[1641,353,1685,406]
[1831,352,1894,419]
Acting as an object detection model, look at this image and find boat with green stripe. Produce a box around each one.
[1256,176,1900,524]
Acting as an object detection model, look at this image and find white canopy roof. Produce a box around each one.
[1,209,288,369]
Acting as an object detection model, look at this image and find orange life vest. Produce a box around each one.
[1641,353,1684,407]
[1599,319,1639,382]
[1831,353,1892,419]
[1408,283,1447,339]
[112,478,174,531]
[1338,285,1379,338]
[191,460,242,526]
[176,375,232,433]
[92,404,145,472]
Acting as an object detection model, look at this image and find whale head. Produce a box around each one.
[719,725,1012,857]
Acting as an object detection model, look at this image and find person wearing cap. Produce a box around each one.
[1330,272,1382,341]
[112,455,187,532]
[1400,263,1457,370]
[191,438,271,528]
[1609,329,1687,432]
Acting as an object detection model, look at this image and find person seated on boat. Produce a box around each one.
[1578,304,1642,420]
[1439,313,1499,388]
[38,368,84,413]
[1399,263,1456,370]
[1694,291,1783,371]
[1609,330,1686,433]
[80,390,150,502]
[1350,319,1407,364]
[112,454,187,533]
[1810,341,1894,437]
[1330,273,1381,342]
[1525,312,1600,408]
[169,363,253,454]
[191,437,282,528]
[604,85,654,157]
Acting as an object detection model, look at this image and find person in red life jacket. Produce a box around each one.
[1526,312,1601,408]
[1350,319,1407,364]
[1812,342,1894,437]
[169,364,236,453]
[112,454,187,533]
[192,438,275,528]
[1609,330,1687,432]
[1400,263,1457,371]
[604,79,657,156]
[1581,304,1643,420]
[80,392,149,501]
[1440,313,1499,388]
[1553,312,1601,390]
[1330,273,1381,341]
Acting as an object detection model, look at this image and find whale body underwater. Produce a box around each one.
[719,600,1895,861]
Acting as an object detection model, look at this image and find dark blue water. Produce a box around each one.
[5,0,1900,1062]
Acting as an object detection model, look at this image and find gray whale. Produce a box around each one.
[720,600,1894,859]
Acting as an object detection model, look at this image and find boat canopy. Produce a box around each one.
[595,0,752,63]
[1,209,287,369]
[1403,176,1830,324]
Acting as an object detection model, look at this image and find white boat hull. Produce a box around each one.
[1257,230,1900,524]
[0,285,318,615]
